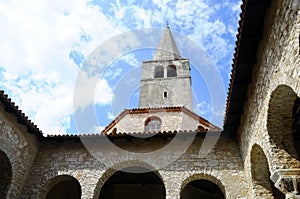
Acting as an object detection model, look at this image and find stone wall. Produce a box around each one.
[0,103,39,198]
[141,59,190,80]
[22,135,248,198]
[1,0,299,198]
[237,0,300,197]
[139,59,192,109]
[105,109,203,134]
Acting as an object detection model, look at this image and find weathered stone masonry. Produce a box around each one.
[21,136,247,198]
[0,0,299,198]
[0,105,39,198]
[237,0,300,197]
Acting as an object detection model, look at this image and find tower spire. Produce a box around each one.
[153,25,181,60]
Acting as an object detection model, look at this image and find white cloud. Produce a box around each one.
[2,70,74,135]
[195,100,225,127]
[92,125,105,134]
[74,71,114,111]
[104,67,123,80]
[102,53,138,80]
[195,101,211,116]
[107,112,115,120]
[0,0,126,135]
[121,54,139,67]
[0,0,240,134]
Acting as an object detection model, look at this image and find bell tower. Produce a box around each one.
[139,25,193,110]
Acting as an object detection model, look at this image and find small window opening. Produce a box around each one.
[164,92,167,98]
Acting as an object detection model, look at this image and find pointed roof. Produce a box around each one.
[153,25,181,60]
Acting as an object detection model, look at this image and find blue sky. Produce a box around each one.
[0,0,241,135]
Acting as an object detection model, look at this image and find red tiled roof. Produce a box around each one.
[101,106,221,134]
[0,90,44,141]
[45,129,222,143]
[223,0,272,137]
[0,90,220,142]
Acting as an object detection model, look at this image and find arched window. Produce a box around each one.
[167,65,177,77]
[154,66,164,78]
[145,117,162,132]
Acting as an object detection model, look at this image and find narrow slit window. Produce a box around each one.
[164,92,167,97]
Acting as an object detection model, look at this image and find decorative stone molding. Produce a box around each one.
[271,169,300,198]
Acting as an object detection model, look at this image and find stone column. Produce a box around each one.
[271,169,300,198]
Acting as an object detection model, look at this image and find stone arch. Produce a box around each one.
[180,173,226,199]
[250,144,285,198]
[167,65,177,77]
[0,150,12,198]
[0,120,37,198]
[93,161,165,199]
[33,171,82,198]
[154,66,164,78]
[43,175,81,199]
[267,84,300,161]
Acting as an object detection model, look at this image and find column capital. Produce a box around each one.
[271,169,300,198]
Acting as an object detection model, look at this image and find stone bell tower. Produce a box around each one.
[139,25,193,110]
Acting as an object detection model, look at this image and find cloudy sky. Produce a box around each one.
[0,0,241,135]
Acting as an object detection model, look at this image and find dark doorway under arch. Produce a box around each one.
[46,176,81,199]
[98,167,165,199]
[181,179,224,199]
[0,150,12,198]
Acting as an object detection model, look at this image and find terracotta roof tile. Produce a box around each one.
[101,106,221,134]
[45,128,222,143]
[0,90,44,141]
[223,0,271,137]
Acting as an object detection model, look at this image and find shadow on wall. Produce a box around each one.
[250,144,285,198]
[267,85,300,161]
[0,150,12,198]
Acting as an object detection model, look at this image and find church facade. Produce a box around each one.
[0,0,299,198]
